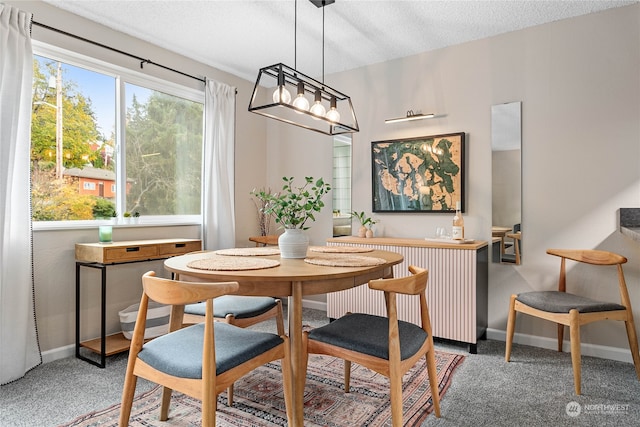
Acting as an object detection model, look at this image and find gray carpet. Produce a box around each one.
[2,307,640,427]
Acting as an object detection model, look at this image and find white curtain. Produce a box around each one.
[202,79,236,250]
[0,4,41,384]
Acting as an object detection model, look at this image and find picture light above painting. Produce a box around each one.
[371,132,465,213]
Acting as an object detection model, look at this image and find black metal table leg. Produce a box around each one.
[75,262,81,360]
[100,265,107,368]
[76,261,108,368]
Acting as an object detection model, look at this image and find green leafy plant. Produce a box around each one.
[350,210,377,229]
[252,177,331,230]
[133,211,140,218]
[123,211,132,218]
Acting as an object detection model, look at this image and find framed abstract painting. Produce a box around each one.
[371,132,465,213]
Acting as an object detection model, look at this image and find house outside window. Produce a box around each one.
[31,44,204,225]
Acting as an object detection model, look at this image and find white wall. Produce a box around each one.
[268,4,640,357]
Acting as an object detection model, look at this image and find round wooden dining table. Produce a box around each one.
[164,248,404,427]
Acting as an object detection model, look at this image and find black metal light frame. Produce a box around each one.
[248,63,359,135]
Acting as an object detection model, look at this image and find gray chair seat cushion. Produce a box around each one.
[517,291,625,314]
[307,313,427,361]
[138,322,282,379]
[184,296,277,319]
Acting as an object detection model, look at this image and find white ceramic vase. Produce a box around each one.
[278,228,309,259]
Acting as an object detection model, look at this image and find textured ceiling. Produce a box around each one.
[43,0,636,82]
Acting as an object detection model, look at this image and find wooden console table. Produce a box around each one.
[326,236,488,353]
[75,238,201,367]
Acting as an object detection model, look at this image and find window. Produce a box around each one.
[31,45,204,224]
[124,83,203,216]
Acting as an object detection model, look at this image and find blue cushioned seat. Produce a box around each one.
[307,313,428,360]
[185,295,277,319]
[516,291,625,314]
[138,322,283,379]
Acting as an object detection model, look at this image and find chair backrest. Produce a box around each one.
[141,271,239,306]
[368,265,431,334]
[547,249,627,266]
[546,249,630,308]
[368,265,428,295]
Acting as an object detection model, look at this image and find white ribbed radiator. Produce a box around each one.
[327,240,487,347]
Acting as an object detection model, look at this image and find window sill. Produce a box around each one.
[32,217,202,231]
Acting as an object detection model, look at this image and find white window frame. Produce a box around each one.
[32,42,205,230]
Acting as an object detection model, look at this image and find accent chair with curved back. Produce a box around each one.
[505,249,640,394]
[302,265,441,426]
[119,271,292,426]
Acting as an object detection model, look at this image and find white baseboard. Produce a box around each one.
[301,299,327,311]
[487,328,634,364]
[41,344,75,364]
[41,324,633,367]
[41,299,329,364]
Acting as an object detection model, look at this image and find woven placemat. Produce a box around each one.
[214,247,280,256]
[304,254,387,267]
[309,245,374,253]
[187,255,280,271]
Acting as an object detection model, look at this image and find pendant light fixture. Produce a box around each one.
[248,0,359,135]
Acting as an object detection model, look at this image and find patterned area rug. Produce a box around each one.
[61,352,464,427]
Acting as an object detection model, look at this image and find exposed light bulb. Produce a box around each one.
[292,82,309,112]
[310,102,326,119]
[325,97,340,123]
[326,108,340,123]
[272,86,291,104]
[310,89,326,119]
[293,95,310,112]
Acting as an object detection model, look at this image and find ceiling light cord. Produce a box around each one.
[322,3,325,85]
[294,0,298,70]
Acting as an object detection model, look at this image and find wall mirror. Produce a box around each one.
[491,101,522,264]
[332,135,352,237]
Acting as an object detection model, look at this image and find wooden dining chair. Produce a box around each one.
[119,271,292,427]
[302,265,441,426]
[503,231,521,265]
[505,249,640,394]
[182,248,285,405]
